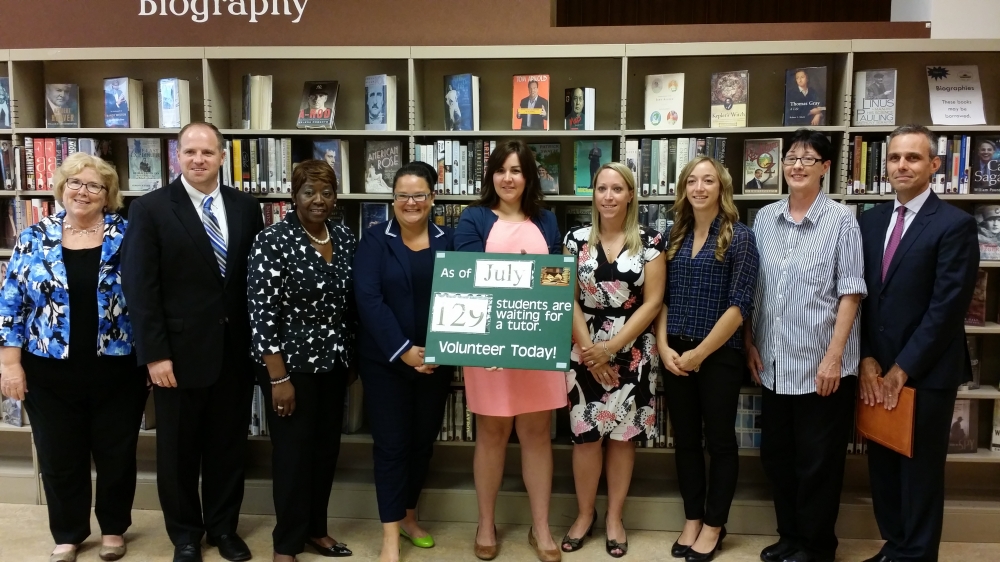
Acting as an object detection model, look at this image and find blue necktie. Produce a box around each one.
[202,196,226,276]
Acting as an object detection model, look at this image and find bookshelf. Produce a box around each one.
[2,39,1000,543]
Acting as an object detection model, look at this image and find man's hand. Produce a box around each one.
[881,364,909,411]
[147,359,177,388]
[815,353,842,397]
[859,357,883,406]
[745,343,764,386]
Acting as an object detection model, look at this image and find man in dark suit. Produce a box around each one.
[121,122,265,562]
[517,79,548,130]
[857,124,979,562]
[745,168,771,191]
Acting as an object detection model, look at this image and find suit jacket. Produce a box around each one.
[745,178,763,190]
[518,95,549,130]
[858,191,979,389]
[354,219,452,376]
[121,178,265,388]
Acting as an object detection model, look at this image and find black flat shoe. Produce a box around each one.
[561,508,596,552]
[173,543,202,562]
[306,538,352,557]
[671,539,692,558]
[684,526,726,562]
[207,534,251,562]
[760,540,796,562]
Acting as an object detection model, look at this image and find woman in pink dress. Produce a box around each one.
[454,140,566,562]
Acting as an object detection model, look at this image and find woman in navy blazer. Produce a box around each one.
[354,161,454,562]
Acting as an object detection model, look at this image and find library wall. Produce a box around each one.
[0,0,928,49]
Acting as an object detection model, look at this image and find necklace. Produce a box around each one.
[600,232,625,260]
[303,224,331,245]
[64,221,103,237]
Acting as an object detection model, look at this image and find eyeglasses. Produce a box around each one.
[781,156,821,166]
[66,178,107,194]
[394,193,431,203]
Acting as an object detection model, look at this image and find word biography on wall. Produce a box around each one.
[424,252,577,370]
[139,0,309,23]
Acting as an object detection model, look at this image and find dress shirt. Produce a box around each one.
[526,96,537,127]
[664,215,759,351]
[751,192,867,395]
[182,175,228,247]
[883,187,932,251]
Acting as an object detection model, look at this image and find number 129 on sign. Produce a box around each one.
[430,293,493,335]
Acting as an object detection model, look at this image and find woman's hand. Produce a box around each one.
[589,362,620,387]
[675,348,704,373]
[658,345,687,377]
[271,378,296,417]
[0,361,27,400]
[580,342,614,370]
[401,346,425,368]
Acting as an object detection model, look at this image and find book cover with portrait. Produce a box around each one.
[127,137,163,191]
[528,143,561,195]
[644,73,684,130]
[44,83,80,128]
[573,140,612,195]
[443,73,479,131]
[0,77,10,129]
[361,202,390,231]
[311,139,350,193]
[104,77,144,128]
[742,139,782,194]
[710,70,749,128]
[783,67,827,126]
[364,140,401,194]
[364,74,396,131]
[512,74,550,131]
[971,136,1000,194]
[166,139,182,183]
[564,87,595,131]
[965,268,987,326]
[296,81,339,130]
[974,204,1000,260]
[948,399,978,454]
[852,69,896,126]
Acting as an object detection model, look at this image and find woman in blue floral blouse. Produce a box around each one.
[0,152,146,562]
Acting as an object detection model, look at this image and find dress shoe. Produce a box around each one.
[528,526,562,562]
[49,548,77,562]
[685,526,726,562]
[474,525,498,561]
[862,555,891,562]
[207,534,251,561]
[760,540,796,562]
[780,551,814,562]
[305,537,352,557]
[173,543,202,562]
[671,539,691,558]
[561,509,596,553]
[99,543,127,561]
[400,528,434,549]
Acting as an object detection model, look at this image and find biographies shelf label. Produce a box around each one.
[425,252,577,370]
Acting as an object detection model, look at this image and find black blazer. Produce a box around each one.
[121,178,265,388]
[353,219,453,377]
[858,191,979,390]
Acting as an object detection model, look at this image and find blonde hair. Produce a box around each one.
[587,162,642,257]
[54,152,123,213]
[666,156,739,262]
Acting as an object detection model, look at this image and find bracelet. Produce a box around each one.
[269,374,291,385]
[603,342,615,360]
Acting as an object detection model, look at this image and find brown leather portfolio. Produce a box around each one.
[856,386,915,458]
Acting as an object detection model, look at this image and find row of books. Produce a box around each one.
[2,137,113,191]
[414,139,490,195]
[1,199,56,247]
[42,78,191,129]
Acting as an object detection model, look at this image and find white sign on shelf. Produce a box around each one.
[926,65,986,126]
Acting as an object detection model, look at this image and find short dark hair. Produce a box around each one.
[888,124,938,159]
[178,122,225,152]
[292,159,338,200]
[393,161,437,191]
[528,80,539,89]
[786,128,834,163]
[473,139,544,218]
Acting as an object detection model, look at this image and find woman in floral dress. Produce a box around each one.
[562,162,666,558]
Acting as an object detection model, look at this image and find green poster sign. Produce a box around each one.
[424,251,577,370]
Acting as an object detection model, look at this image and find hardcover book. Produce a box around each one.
[783,67,827,126]
[742,139,782,194]
[512,74,550,131]
[710,70,749,128]
[0,77,9,129]
[853,69,896,126]
[312,139,350,194]
[574,140,612,196]
[966,336,981,390]
[644,73,684,130]
[565,205,591,230]
[158,77,191,128]
[970,137,1000,194]
[927,65,986,126]
[166,139,182,183]
[104,77,143,128]
[528,143,561,195]
[296,81,338,130]
[443,74,479,131]
[564,87,595,131]
[0,395,21,427]
[45,84,80,128]
[965,269,987,326]
[361,202,390,231]
[364,140,401,194]
[127,138,163,191]
[948,399,978,454]
[975,203,1000,260]
[364,74,396,131]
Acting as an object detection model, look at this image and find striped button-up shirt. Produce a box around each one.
[750,193,867,395]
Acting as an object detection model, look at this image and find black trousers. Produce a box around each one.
[360,360,451,523]
[868,387,956,562]
[22,355,147,545]
[154,348,254,546]
[662,337,743,526]
[257,365,347,556]
[760,376,855,559]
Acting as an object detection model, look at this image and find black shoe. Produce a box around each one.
[684,526,726,562]
[671,539,692,558]
[761,540,797,562]
[207,534,252,561]
[862,556,890,562]
[780,551,814,562]
[173,543,202,562]
[306,538,353,557]
[561,508,596,552]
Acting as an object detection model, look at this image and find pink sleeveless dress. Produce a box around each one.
[463,219,569,416]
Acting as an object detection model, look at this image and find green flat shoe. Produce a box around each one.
[400,528,435,548]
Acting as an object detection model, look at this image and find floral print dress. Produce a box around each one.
[564,224,664,444]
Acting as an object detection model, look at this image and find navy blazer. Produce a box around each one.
[453,205,562,254]
[354,219,453,374]
[858,191,979,389]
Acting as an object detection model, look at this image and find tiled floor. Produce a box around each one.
[1,504,998,561]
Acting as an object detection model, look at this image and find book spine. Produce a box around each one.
[250,139,259,194]
[852,136,862,194]
[640,138,651,197]
[881,140,888,194]
[283,138,292,192]
[467,141,474,194]
[716,137,727,167]
[233,140,243,192]
[474,140,483,194]
[459,142,468,196]
[268,137,278,193]
[961,135,970,194]
[934,135,947,193]
[444,140,453,195]
[435,140,445,194]
[860,141,868,194]
[23,137,34,191]
[650,139,660,195]
[44,138,56,190]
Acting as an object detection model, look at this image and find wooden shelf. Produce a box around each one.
[966,322,1000,334]
[848,125,1000,134]
[981,261,1000,268]
[15,190,53,198]
[0,129,12,135]
[623,126,845,136]
[947,448,1000,463]
[957,386,1000,400]
[0,423,30,433]
[413,130,622,138]
[13,127,182,135]
[0,249,13,257]
[218,129,410,137]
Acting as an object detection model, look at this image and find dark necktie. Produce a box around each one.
[881,206,907,282]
